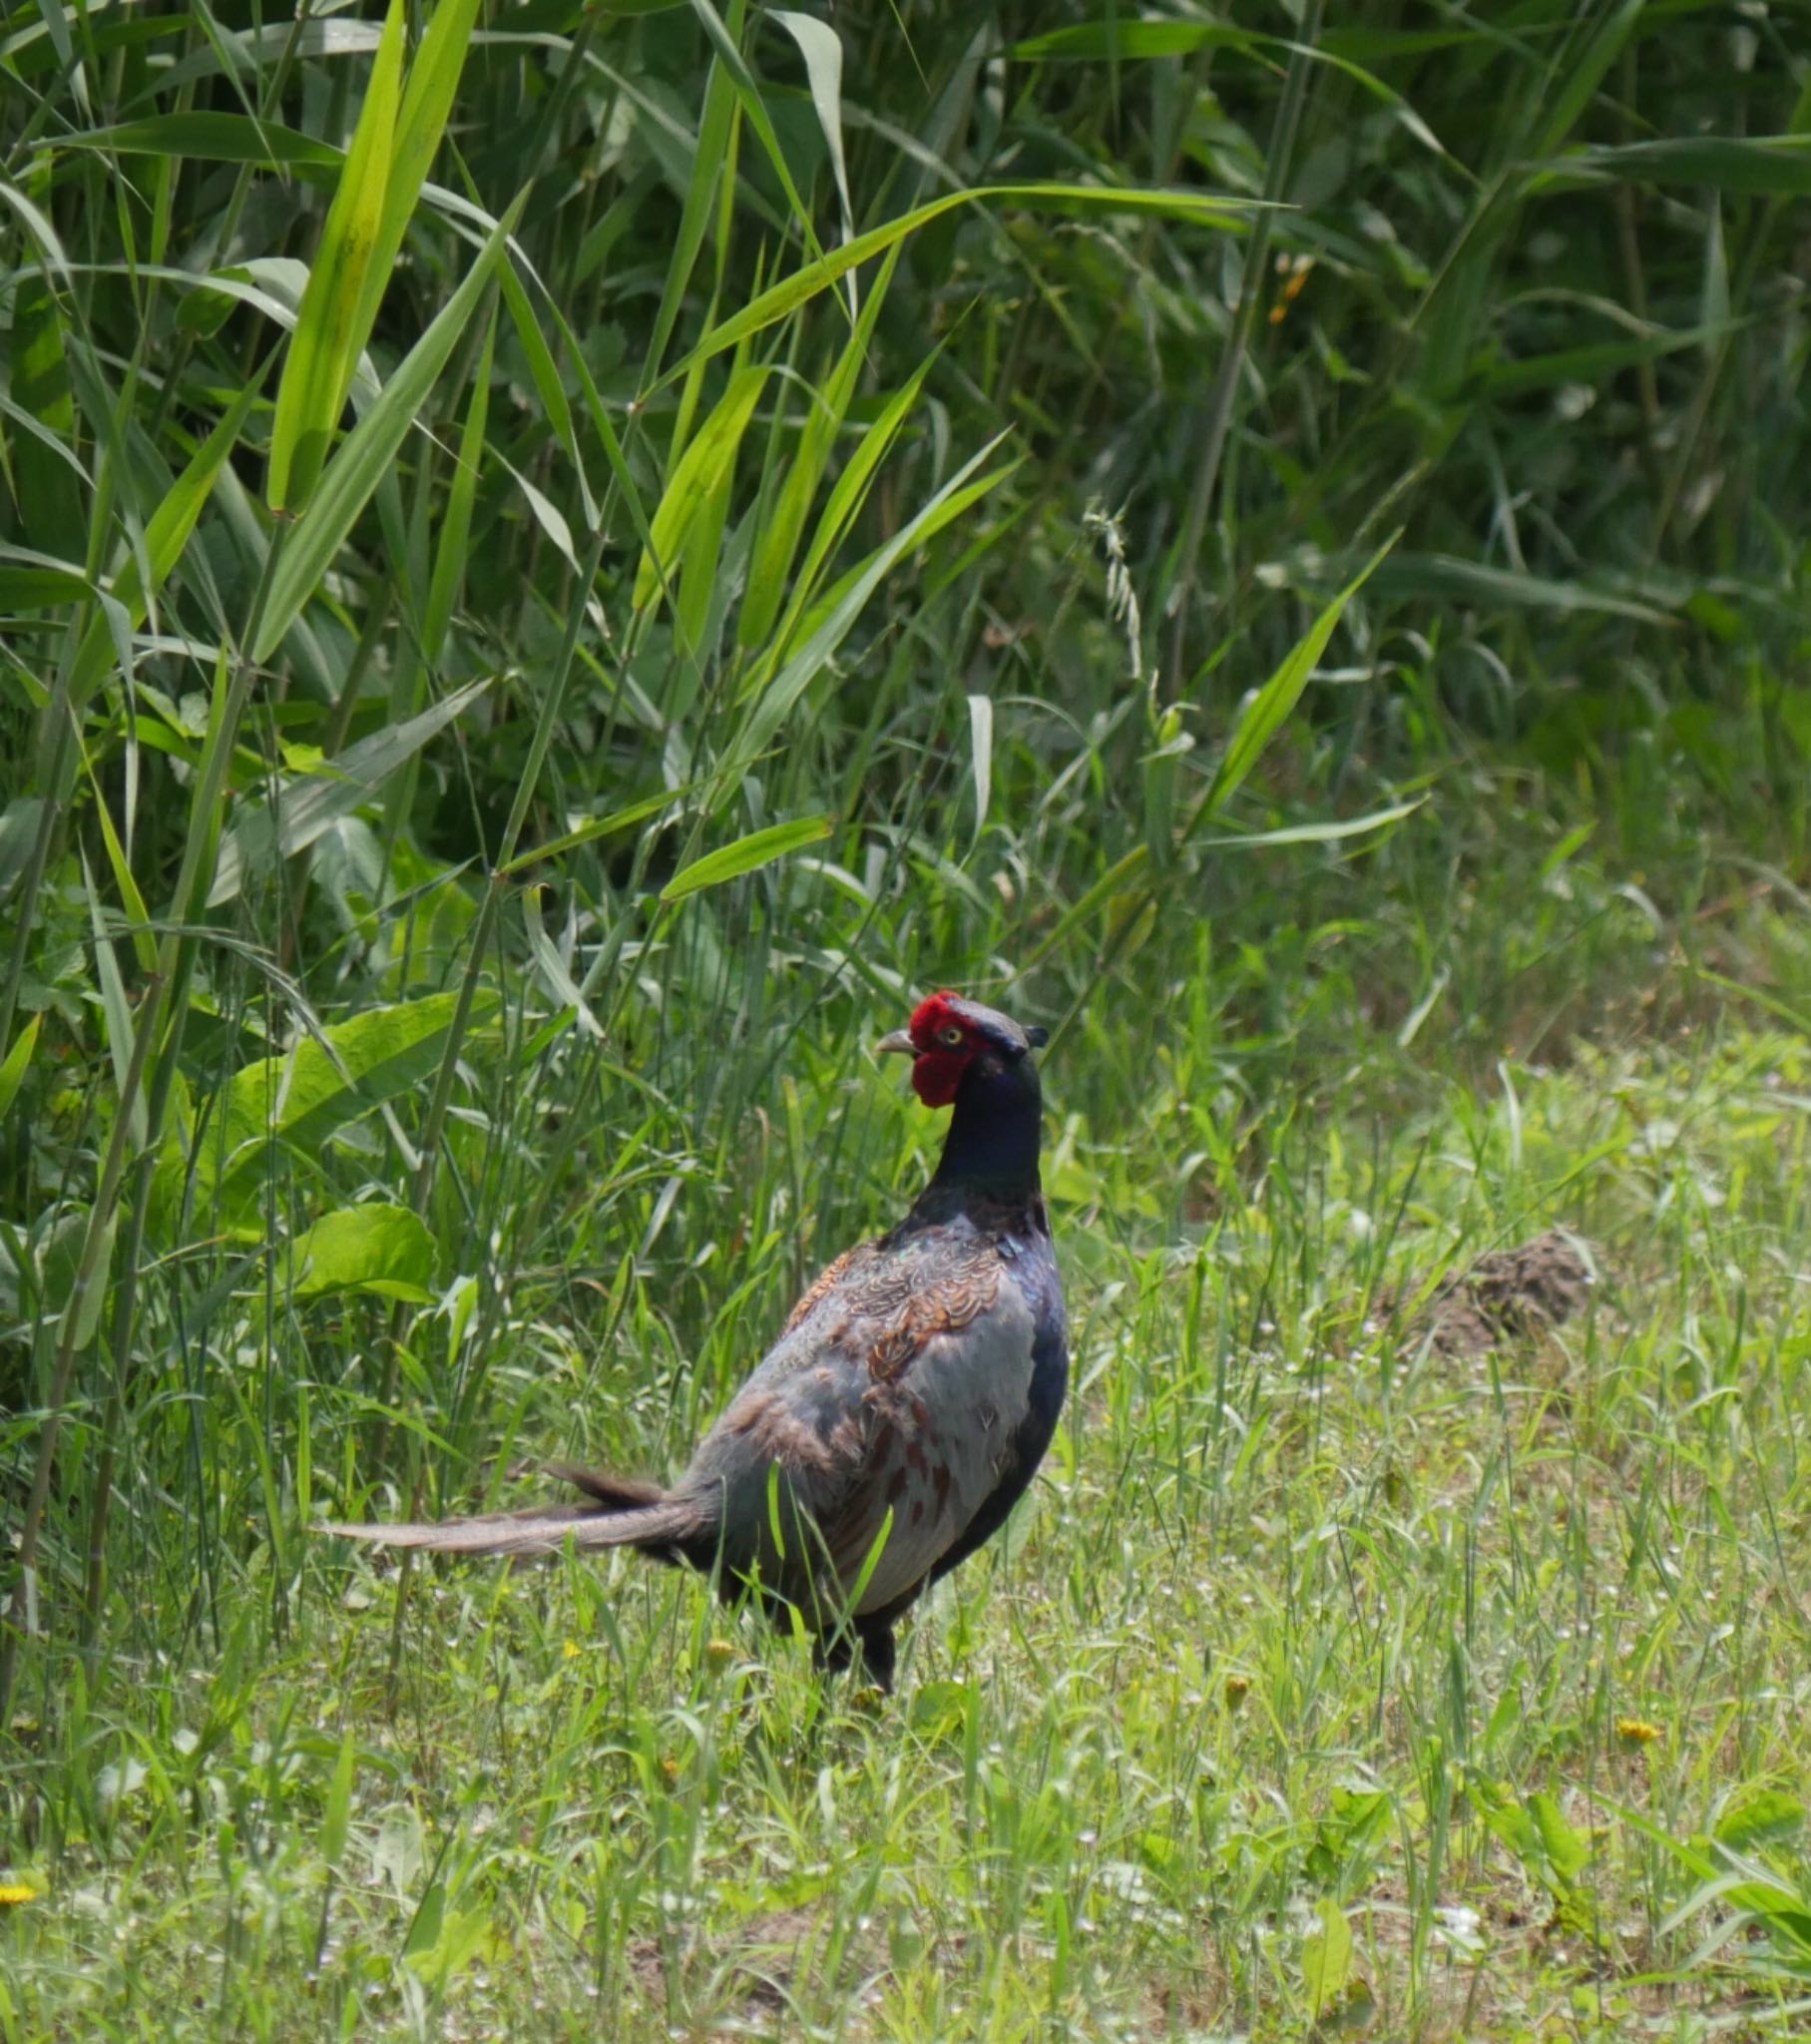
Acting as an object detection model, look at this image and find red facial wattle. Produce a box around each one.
[909,1046,972,1107]
[907,990,976,1107]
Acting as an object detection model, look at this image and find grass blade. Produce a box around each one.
[57,113,341,169]
[1537,135,1811,197]
[661,815,834,903]
[266,0,405,515]
[658,183,1253,391]
[355,0,484,361]
[634,363,770,618]
[64,376,263,744]
[1191,536,1396,828]
[253,192,525,663]
[719,436,1016,789]
[737,244,901,651]
[0,1015,41,1120]
[771,10,854,254]
[208,677,493,905]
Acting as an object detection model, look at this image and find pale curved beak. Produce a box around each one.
[874,1028,917,1057]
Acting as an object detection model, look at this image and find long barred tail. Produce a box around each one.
[318,1464,710,1561]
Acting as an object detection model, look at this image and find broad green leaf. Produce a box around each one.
[497,786,686,877]
[0,1016,42,1120]
[267,0,404,514]
[1484,1794,1543,1869]
[0,801,48,895]
[283,1204,436,1302]
[1530,1790,1590,1883]
[9,256,81,564]
[661,815,834,902]
[4,551,137,703]
[62,113,341,168]
[208,677,492,905]
[407,1902,492,1991]
[1538,134,1811,197]
[1714,1790,1806,1852]
[908,1680,974,1745]
[0,545,92,605]
[156,990,496,1215]
[1302,1898,1353,2019]
[0,565,87,607]
[0,390,90,483]
[402,1874,445,1962]
[0,175,70,277]
[1716,1882,1811,1956]
[170,258,311,340]
[253,192,525,663]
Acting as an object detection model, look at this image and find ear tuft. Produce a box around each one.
[1024,1024,1049,1049]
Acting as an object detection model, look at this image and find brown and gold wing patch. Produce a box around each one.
[782,1229,1007,1382]
[865,1259,1000,1382]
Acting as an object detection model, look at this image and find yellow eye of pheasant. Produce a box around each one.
[938,1025,965,1047]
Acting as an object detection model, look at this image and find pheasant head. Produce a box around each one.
[877,992,1049,1196]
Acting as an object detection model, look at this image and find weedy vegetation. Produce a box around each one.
[3,1,1811,2037]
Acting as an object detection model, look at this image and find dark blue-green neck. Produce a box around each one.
[926,1054,1044,1204]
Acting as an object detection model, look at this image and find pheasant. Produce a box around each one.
[323,993,1068,1691]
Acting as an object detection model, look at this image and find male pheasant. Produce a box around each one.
[323,993,1068,1690]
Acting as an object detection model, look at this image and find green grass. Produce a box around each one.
[6,0,1811,2035]
[9,986,1811,2040]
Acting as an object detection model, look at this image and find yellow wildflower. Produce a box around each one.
[1616,1717,1662,1747]
[0,1884,37,1906]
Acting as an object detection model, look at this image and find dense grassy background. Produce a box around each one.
[5,1,1811,2036]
